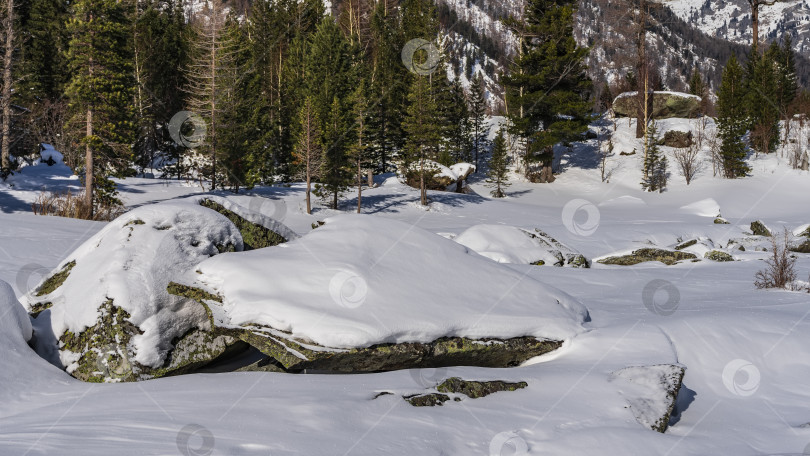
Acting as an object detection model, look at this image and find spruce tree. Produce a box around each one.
[318,96,353,209]
[688,68,706,98]
[486,128,510,198]
[717,55,750,178]
[640,122,666,192]
[64,0,135,215]
[502,0,591,183]
[746,48,780,154]
[439,78,469,165]
[19,0,68,101]
[469,72,488,171]
[402,74,441,206]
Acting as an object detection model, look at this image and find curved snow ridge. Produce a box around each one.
[192,214,590,349]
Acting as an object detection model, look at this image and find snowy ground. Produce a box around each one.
[2,120,810,455]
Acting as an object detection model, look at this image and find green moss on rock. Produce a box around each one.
[714,217,730,224]
[436,377,528,398]
[35,261,76,296]
[750,220,771,237]
[200,199,287,250]
[405,393,451,407]
[704,250,734,262]
[597,249,697,266]
[674,239,697,250]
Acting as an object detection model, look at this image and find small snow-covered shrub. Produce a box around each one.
[31,190,124,221]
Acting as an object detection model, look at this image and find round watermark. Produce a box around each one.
[642,279,680,316]
[176,424,215,456]
[401,38,440,76]
[409,367,448,389]
[16,263,53,296]
[95,343,133,380]
[248,196,287,222]
[169,111,207,149]
[722,359,761,397]
[561,199,600,237]
[328,270,368,309]
[489,431,528,456]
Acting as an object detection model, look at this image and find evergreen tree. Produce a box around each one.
[502,0,592,183]
[469,72,488,170]
[640,122,667,192]
[402,74,441,206]
[19,0,68,101]
[439,78,469,165]
[717,55,750,178]
[349,82,370,213]
[132,0,188,176]
[64,0,135,215]
[486,128,510,198]
[688,67,706,98]
[772,36,798,120]
[746,48,780,154]
[317,96,353,209]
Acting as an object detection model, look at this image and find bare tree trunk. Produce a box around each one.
[751,2,759,52]
[85,18,95,218]
[305,159,311,214]
[0,0,13,171]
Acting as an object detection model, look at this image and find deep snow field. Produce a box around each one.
[2,120,810,456]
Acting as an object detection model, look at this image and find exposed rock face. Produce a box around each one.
[169,284,565,374]
[23,198,294,383]
[399,377,529,406]
[611,364,686,433]
[613,92,702,119]
[750,220,772,237]
[597,248,697,266]
[659,130,693,148]
[704,250,734,262]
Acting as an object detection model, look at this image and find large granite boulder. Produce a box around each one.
[613,91,702,119]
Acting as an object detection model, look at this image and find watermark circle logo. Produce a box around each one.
[16,263,52,295]
[561,199,600,236]
[642,279,680,316]
[329,270,368,309]
[409,367,447,389]
[722,359,761,397]
[169,111,207,149]
[95,343,132,381]
[489,431,528,456]
[401,38,440,76]
[177,424,215,456]
[248,196,287,222]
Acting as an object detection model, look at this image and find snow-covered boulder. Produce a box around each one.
[402,160,476,192]
[613,91,701,119]
[454,225,589,268]
[170,215,589,373]
[22,196,295,382]
[611,364,686,433]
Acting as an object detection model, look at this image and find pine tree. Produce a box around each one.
[293,97,322,215]
[717,54,750,178]
[469,72,488,171]
[439,78,469,165]
[486,128,510,198]
[19,0,68,100]
[317,96,353,209]
[502,0,592,183]
[64,0,135,216]
[640,122,666,192]
[688,68,706,97]
[402,74,441,206]
[746,48,780,154]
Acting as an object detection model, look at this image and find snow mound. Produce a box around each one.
[454,225,589,267]
[22,196,296,372]
[0,280,32,346]
[679,198,721,217]
[189,215,589,349]
[611,364,686,433]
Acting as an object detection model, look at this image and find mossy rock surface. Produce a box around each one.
[597,248,697,266]
[674,239,697,250]
[200,199,287,249]
[789,239,810,253]
[704,250,734,262]
[714,217,730,224]
[436,377,528,398]
[405,393,452,407]
[35,261,75,297]
[750,220,772,237]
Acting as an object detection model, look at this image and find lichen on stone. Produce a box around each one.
[597,249,697,266]
[704,250,734,262]
[750,220,771,237]
[35,260,76,297]
[199,199,286,250]
[436,377,528,398]
[674,239,697,250]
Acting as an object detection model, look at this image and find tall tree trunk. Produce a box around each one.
[635,0,648,139]
[751,3,759,52]
[85,21,95,218]
[0,0,13,171]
